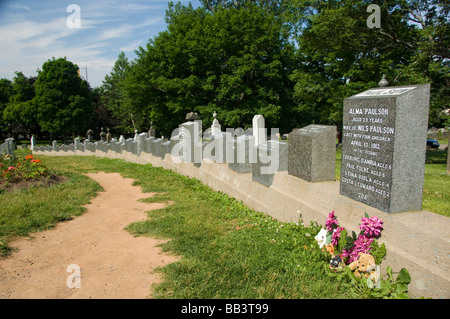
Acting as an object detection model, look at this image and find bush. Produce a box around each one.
[0,153,49,185]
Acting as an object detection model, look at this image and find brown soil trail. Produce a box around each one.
[0,172,178,299]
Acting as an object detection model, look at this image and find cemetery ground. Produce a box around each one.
[0,149,448,299]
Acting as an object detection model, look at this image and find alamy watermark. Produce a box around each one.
[66,4,81,29]
[367,4,381,29]
[66,264,81,288]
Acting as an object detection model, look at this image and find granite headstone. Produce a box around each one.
[340,84,430,213]
[288,124,336,182]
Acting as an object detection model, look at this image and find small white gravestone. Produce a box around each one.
[252,114,266,147]
[30,135,36,151]
[211,112,221,137]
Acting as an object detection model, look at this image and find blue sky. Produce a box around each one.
[0,0,201,88]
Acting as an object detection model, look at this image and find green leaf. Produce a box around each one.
[364,212,369,218]
[386,266,393,281]
[396,268,411,284]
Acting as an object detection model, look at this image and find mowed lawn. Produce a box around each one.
[1,149,447,298]
[0,154,355,298]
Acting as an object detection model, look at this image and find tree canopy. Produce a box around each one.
[33,57,93,137]
[1,0,448,140]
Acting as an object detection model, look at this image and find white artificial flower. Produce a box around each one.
[314,228,328,248]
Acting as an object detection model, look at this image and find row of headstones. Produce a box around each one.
[32,116,337,189]
[163,117,337,188]
[32,83,436,214]
[0,138,16,155]
[33,135,172,159]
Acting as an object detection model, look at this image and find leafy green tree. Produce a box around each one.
[286,0,449,128]
[33,57,93,139]
[2,72,38,138]
[0,78,14,139]
[125,2,296,136]
[101,52,141,134]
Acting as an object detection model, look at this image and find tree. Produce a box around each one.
[285,0,449,128]
[101,52,139,134]
[124,2,296,136]
[0,78,14,139]
[33,57,93,139]
[2,72,38,138]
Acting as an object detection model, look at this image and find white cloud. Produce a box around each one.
[0,0,200,87]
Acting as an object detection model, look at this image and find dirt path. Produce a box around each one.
[0,172,178,299]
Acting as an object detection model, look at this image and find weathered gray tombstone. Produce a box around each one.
[211,112,221,137]
[252,140,288,187]
[6,138,16,155]
[136,132,148,155]
[144,136,155,154]
[175,121,203,166]
[148,122,156,138]
[125,138,134,153]
[229,134,256,173]
[100,128,106,142]
[87,129,94,143]
[203,132,233,164]
[74,137,81,151]
[288,124,337,182]
[52,140,58,151]
[161,140,171,159]
[106,129,112,143]
[340,84,430,213]
[152,138,163,157]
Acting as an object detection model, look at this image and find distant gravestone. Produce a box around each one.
[252,115,266,147]
[340,84,430,213]
[145,136,155,154]
[87,129,94,143]
[100,128,106,142]
[136,132,148,155]
[211,112,221,137]
[203,132,233,164]
[74,137,81,151]
[52,140,58,151]
[288,124,336,182]
[175,121,202,165]
[252,140,288,187]
[152,138,163,157]
[161,140,171,159]
[229,134,256,173]
[148,122,156,138]
[31,135,36,151]
[106,129,112,143]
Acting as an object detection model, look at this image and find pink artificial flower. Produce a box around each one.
[360,216,383,238]
[331,227,344,246]
[342,234,374,264]
[325,211,339,232]
[8,166,15,171]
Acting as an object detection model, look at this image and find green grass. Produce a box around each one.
[2,151,446,298]
[9,155,354,299]
[0,170,102,255]
[422,150,450,216]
